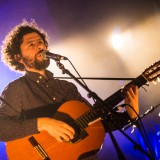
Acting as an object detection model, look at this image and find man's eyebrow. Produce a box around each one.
[26,37,44,44]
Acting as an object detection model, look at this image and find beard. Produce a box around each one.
[22,56,50,70]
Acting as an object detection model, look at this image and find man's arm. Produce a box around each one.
[0,84,39,142]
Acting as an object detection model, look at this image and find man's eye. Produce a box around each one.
[29,43,34,47]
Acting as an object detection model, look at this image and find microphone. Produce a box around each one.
[41,50,68,61]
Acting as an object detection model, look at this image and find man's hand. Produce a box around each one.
[124,85,139,119]
[37,118,75,142]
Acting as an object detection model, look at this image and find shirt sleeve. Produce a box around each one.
[0,83,38,142]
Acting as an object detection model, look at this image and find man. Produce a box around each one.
[0,20,139,159]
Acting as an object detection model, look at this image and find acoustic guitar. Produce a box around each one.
[6,60,160,160]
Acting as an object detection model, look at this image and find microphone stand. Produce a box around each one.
[55,61,153,160]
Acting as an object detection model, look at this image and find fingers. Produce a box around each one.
[123,85,138,99]
[52,122,75,142]
[38,118,75,143]
[63,123,75,137]
[57,123,75,141]
[123,85,139,119]
[56,133,71,142]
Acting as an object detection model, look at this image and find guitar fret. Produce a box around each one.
[85,112,91,121]
[76,118,86,128]
[87,110,98,120]
[87,112,93,120]
[91,109,98,117]
[78,116,88,127]
[74,120,85,133]
[87,110,96,121]
[76,119,82,127]
[89,110,97,119]
[75,109,99,129]
[82,114,90,123]
[80,115,89,124]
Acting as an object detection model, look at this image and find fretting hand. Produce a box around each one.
[124,85,139,119]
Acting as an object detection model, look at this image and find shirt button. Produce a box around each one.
[53,97,56,101]
[37,80,40,83]
[39,76,42,79]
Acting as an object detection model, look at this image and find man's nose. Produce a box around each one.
[37,43,45,50]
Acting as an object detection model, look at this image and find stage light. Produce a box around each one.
[109,28,133,52]
[111,33,124,50]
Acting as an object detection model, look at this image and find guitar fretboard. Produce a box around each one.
[103,75,147,109]
[76,109,99,128]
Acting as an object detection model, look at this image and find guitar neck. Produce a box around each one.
[75,74,148,126]
[103,74,147,108]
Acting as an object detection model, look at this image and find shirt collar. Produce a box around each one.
[25,70,54,84]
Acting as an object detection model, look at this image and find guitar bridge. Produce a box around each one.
[28,136,51,160]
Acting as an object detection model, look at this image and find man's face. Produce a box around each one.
[20,32,49,70]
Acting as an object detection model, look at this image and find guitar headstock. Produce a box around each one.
[142,60,160,84]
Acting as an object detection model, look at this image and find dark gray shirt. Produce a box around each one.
[0,70,86,141]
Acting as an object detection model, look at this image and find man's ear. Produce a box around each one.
[14,54,23,63]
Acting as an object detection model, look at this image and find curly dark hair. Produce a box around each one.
[1,19,48,72]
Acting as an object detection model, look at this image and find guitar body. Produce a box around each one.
[6,101,105,160]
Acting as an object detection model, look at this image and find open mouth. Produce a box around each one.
[36,50,44,59]
[36,53,42,58]
[36,54,44,62]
